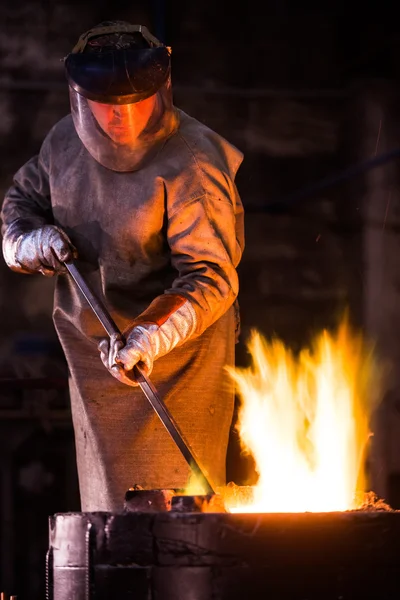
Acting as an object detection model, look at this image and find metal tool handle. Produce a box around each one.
[64,261,215,495]
[66,262,119,339]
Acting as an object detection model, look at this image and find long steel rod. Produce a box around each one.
[64,261,215,495]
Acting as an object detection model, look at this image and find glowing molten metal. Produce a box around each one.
[227,319,382,513]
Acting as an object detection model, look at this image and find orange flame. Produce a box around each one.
[226,318,383,513]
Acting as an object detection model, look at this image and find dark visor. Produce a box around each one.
[65,46,170,104]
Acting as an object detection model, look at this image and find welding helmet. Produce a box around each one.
[64,22,179,172]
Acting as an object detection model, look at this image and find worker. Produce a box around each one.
[1,21,245,511]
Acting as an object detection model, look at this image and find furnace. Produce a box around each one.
[47,487,400,600]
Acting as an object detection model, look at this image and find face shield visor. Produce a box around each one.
[64,24,179,172]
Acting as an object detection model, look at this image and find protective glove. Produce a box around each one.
[2,222,77,276]
[98,295,197,387]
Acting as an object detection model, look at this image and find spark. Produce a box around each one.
[382,190,391,231]
[316,234,321,242]
[374,119,382,155]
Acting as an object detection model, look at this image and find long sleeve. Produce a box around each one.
[129,120,245,339]
[1,134,53,272]
[115,174,244,373]
[166,185,244,336]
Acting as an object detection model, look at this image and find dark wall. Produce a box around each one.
[1,2,400,598]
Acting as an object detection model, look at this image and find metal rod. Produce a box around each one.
[66,262,119,338]
[64,261,215,495]
[132,365,215,491]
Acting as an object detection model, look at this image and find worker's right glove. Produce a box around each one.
[2,222,77,276]
[98,294,197,387]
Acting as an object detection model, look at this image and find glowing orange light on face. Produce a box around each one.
[88,94,158,144]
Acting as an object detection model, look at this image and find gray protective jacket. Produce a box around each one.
[1,109,244,511]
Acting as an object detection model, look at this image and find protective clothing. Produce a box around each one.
[1,24,245,512]
[2,223,77,276]
[1,108,244,511]
[99,296,197,385]
[64,23,179,172]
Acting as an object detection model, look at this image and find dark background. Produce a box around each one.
[2,1,400,597]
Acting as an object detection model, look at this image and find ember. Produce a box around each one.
[226,317,384,513]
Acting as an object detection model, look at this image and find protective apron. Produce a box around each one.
[1,109,244,511]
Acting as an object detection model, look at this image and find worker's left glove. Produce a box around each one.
[98,295,197,387]
[2,219,77,276]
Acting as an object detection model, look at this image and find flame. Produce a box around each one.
[226,318,383,513]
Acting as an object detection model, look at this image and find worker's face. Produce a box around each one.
[88,94,158,144]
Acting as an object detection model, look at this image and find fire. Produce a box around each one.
[226,318,383,513]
